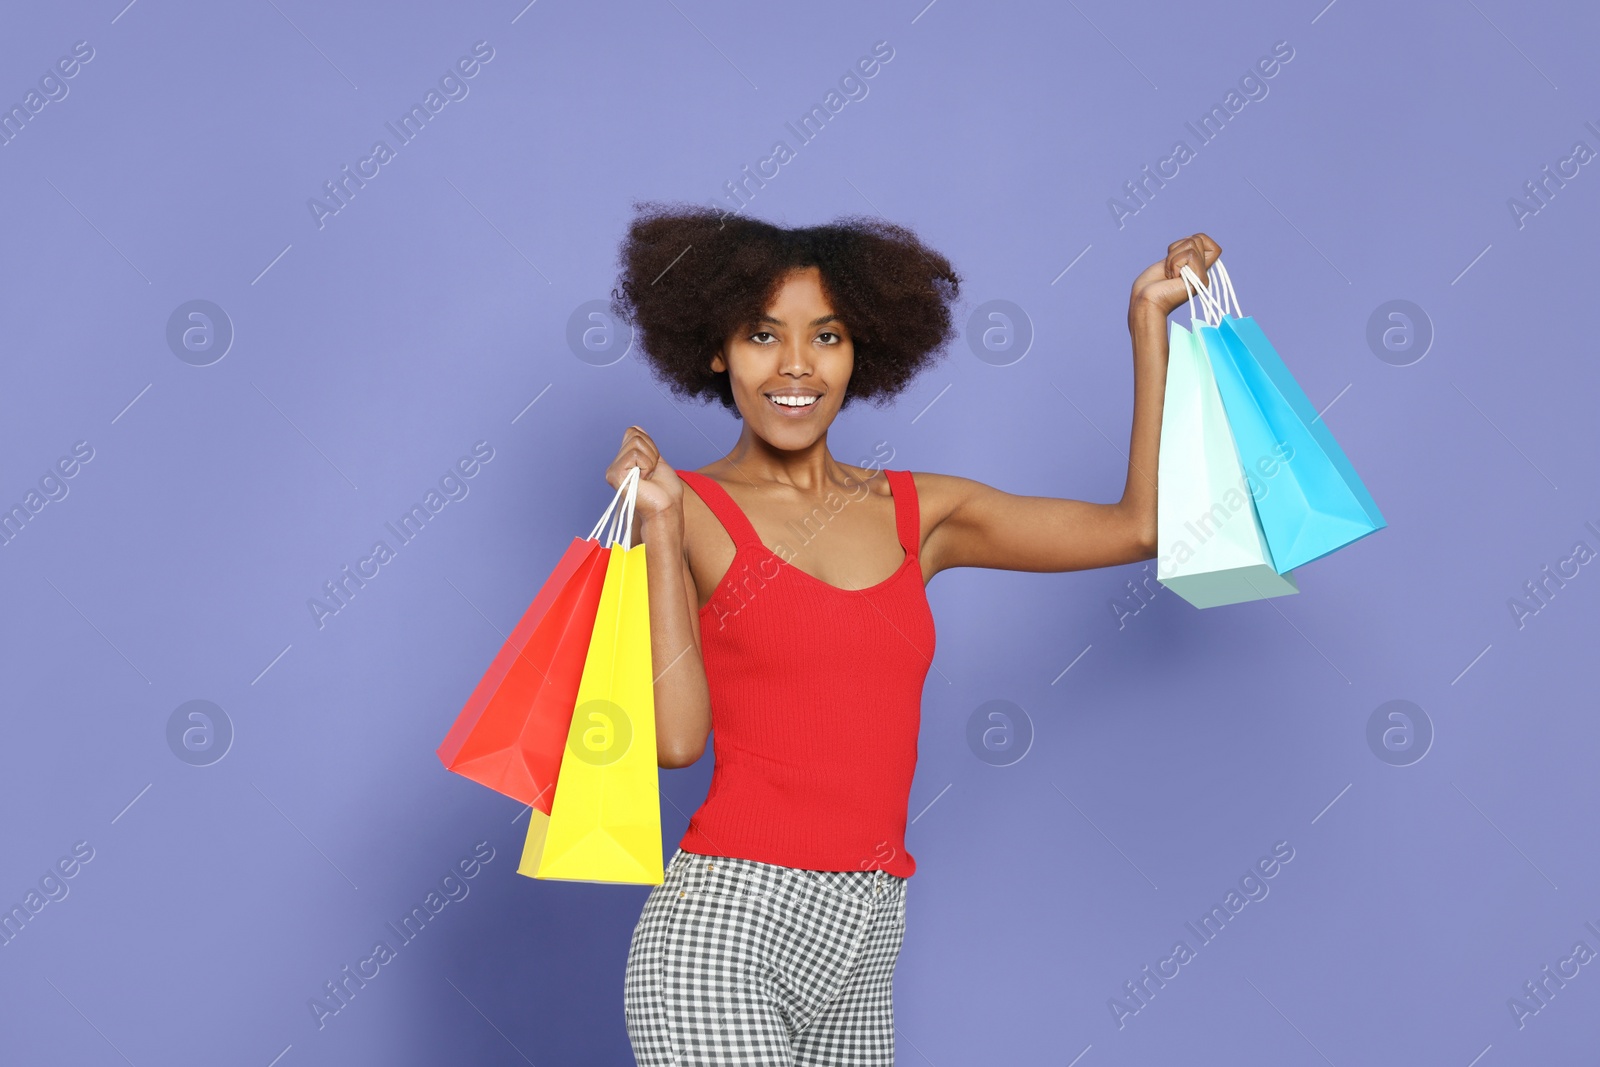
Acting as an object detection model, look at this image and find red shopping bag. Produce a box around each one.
[436,474,637,811]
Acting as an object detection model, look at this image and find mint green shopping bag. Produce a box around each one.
[1156,270,1298,608]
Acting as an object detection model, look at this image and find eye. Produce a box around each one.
[750,330,776,344]
[817,331,842,344]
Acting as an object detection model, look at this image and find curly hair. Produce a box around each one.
[609,202,963,417]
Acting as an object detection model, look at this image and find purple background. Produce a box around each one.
[3,0,1597,1063]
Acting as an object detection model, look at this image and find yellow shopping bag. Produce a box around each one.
[518,467,663,885]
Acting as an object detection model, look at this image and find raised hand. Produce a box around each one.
[1129,233,1223,319]
[607,425,684,534]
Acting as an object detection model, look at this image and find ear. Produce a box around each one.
[709,348,726,374]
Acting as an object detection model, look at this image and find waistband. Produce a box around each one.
[668,847,906,905]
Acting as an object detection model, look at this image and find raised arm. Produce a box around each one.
[920,234,1221,578]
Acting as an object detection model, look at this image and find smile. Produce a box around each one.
[765,393,821,416]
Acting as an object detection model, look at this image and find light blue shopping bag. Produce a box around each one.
[1185,261,1386,574]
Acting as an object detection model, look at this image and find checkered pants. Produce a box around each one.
[624,847,909,1065]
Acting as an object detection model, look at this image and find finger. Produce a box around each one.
[1165,236,1198,271]
[615,432,657,465]
[607,446,654,485]
[1193,232,1221,259]
[1163,244,1193,280]
[1169,240,1210,284]
[621,446,657,474]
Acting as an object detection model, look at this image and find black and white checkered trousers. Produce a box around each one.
[624,846,909,1065]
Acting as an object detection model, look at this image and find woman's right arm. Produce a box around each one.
[607,426,712,769]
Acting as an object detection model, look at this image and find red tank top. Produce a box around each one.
[675,468,937,877]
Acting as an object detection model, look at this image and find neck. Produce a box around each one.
[722,428,859,493]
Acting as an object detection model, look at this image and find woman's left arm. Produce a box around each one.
[920,233,1221,577]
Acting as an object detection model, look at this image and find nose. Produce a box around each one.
[778,339,813,377]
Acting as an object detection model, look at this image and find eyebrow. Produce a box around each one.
[755,314,840,327]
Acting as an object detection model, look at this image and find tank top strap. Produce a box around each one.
[677,470,766,550]
[885,469,921,561]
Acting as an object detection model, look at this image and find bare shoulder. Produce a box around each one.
[900,469,968,525]
[675,465,731,610]
[835,461,895,499]
[897,470,997,579]
[678,463,721,536]
[861,468,968,579]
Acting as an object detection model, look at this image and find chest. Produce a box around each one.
[685,487,920,610]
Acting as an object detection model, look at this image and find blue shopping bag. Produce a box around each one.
[1184,260,1386,574]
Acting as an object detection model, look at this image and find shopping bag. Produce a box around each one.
[1188,260,1387,573]
[1156,269,1299,608]
[436,471,638,810]
[520,466,664,886]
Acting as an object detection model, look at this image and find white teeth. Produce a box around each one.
[769,395,818,407]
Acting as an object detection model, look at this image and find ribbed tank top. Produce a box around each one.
[675,468,937,878]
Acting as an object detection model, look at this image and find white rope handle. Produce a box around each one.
[588,465,642,544]
[587,467,629,541]
[1210,258,1243,319]
[1179,258,1242,325]
[605,477,625,546]
[1180,264,1208,328]
[618,465,641,549]
[607,466,641,548]
[1179,263,1223,328]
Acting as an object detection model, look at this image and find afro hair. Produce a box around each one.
[609,202,963,417]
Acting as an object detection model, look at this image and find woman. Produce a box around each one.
[609,202,1218,1065]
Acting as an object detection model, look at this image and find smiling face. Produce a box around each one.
[711,265,853,443]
